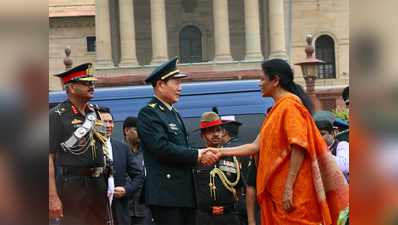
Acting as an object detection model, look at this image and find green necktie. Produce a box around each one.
[172,108,182,126]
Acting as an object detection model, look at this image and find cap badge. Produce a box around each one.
[86,64,91,75]
[175,59,179,67]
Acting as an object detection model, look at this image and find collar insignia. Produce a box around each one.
[71,105,78,115]
[148,103,157,108]
[159,105,164,111]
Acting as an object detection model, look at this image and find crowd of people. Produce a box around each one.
[49,57,349,225]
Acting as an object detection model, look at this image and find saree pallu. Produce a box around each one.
[257,95,349,225]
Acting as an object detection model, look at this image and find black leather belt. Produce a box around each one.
[59,166,103,177]
[199,203,235,215]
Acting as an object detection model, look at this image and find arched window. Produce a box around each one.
[179,26,203,63]
[315,35,336,79]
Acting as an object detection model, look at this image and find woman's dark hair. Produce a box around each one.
[315,120,334,134]
[261,59,314,114]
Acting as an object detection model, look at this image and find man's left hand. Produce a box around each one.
[113,187,126,198]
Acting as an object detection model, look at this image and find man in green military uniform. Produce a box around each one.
[193,112,245,225]
[49,63,109,224]
[137,56,218,224]
[335,86,349,142]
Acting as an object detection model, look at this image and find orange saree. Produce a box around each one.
[257,95,349,225]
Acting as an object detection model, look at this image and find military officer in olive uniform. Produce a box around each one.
[193,112,245,225]
[49,63,109,225]
[335,86,349,142]
[136,56,218,225]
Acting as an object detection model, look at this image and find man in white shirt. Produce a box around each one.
[99,107,144,225]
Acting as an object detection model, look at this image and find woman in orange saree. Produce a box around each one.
[206,59,349,224]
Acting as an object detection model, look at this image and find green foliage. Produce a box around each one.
[332,105,349,123]
[337,206,349,225]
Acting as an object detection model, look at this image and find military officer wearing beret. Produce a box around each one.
[49,63,109,224]
[193,111,245,225]
[335,86,349,142]
[137,56,219,225]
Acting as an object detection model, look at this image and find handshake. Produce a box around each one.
[198,147,224,166]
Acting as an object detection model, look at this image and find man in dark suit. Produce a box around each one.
[137,56,218,225]
[99,107,144,225]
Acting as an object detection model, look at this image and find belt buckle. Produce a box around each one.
[212,206,223,215]
[92,167,101,177]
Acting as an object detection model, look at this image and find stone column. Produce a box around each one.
[150,0,168,65]
[94,0,114,67]
[119,0,139,66]
[268,0,288,59]
[244,0,263,60]
[213,0,233,62]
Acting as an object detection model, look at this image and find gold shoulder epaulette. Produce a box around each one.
[341,129,349,134]
[148,103,157,109]
[336,129,349,136]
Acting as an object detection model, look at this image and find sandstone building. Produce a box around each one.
[49,0,349,110]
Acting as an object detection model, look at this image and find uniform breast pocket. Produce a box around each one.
[167,127,182,137]
[195,167,211,180]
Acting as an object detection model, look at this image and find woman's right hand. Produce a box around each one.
[282,186,295,212]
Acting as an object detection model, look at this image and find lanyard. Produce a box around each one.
[224,138,239,147]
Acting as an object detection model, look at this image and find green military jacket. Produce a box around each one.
[137,96,199,208]
[335,129,349,143]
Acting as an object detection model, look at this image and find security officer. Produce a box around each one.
[220,115,250,225]
[335,86,349,142]
[49,63,109,225]
[193,112,245,225]
[136,56,218,225]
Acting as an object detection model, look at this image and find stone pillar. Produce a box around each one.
[150,0,168,65]
[268,0,288,59]
[119,0,139,66]
[213,0,233,62]
[244,0,263,60]
[94,0,114,67]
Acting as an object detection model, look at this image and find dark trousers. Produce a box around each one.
[149,205,196,225]
[131,216,148,225]
[196,209,240,225]
[56,173,108,225]
[237,195,248,225]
